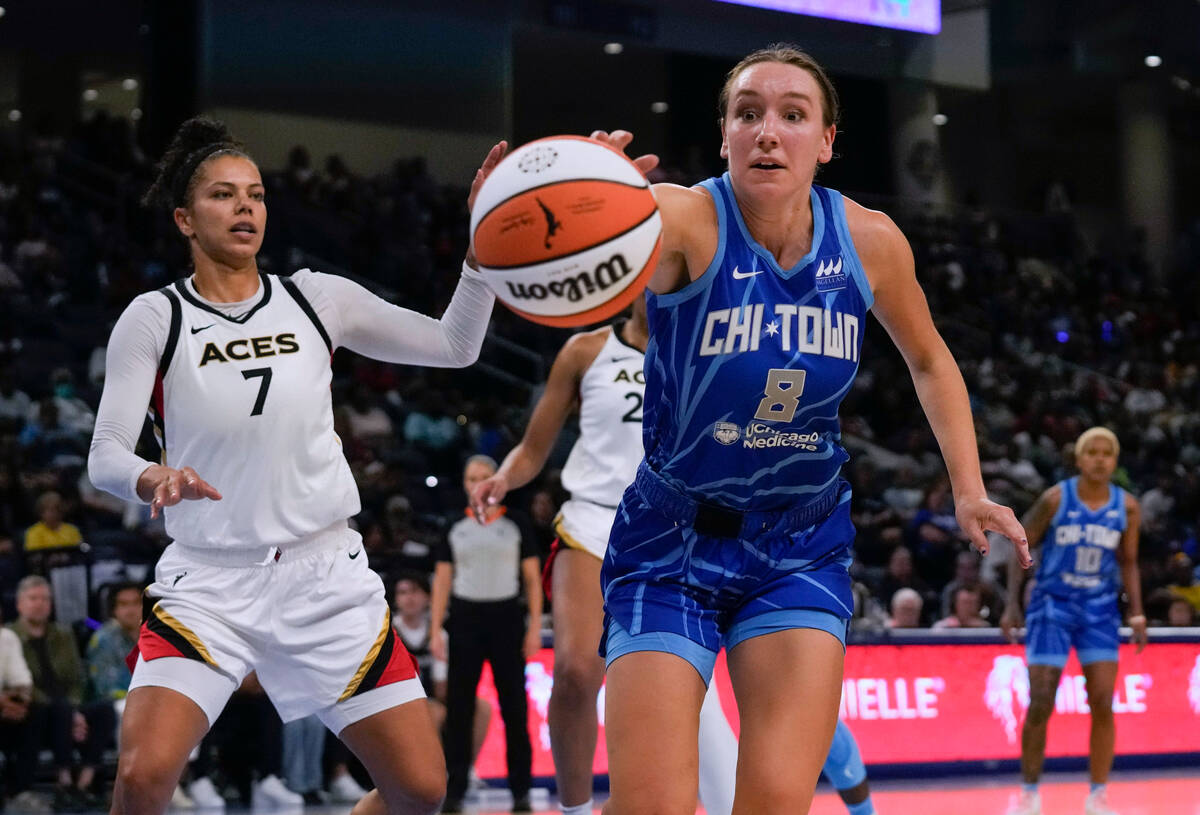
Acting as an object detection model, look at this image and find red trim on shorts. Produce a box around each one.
[353,627,419,697]
[542,537,566,602]
[128,622,188,671]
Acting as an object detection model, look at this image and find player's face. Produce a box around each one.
[720,61,835,198]
[1076,437,1117,482]
[176,155,266,268]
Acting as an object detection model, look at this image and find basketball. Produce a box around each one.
[470,136,662,328]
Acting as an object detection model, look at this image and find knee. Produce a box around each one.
[1087,691,1114,719]
[116,747,181,799]
[384,768,446,815]
[552,658,604,704]
[1024,694,1055,726]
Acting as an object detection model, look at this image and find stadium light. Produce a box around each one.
[82,89,98,102]
[425,475,439,488]
[122,78,139,91]
[931,113,948,126]
[603,42,624,55]
[7,110,19,122]
[651,101,669,114]
[1144,55,1163,68]
[0,7,6,18]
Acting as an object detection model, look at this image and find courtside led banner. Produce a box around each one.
[473,642,1200,778]
[714,0,941,34]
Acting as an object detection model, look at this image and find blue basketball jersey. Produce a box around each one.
[1033,477,1127,600]
[641,174,873,511]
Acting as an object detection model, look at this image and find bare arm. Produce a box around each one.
[1120,495,1147,653]
[470,331,601,515]
[851,201,1030,566]
[429,561,453,662]
[520,556,544,659]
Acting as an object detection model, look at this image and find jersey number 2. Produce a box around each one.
[242,367,273,416]
[753,368,807,423]
[622,392,643,424]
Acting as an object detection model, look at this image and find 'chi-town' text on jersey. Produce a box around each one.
[1033,477,1127,600]
[152,273,358,547]
[559,322,646,508]
[641,174,873,512]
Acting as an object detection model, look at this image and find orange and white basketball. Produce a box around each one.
[470,136,662,328]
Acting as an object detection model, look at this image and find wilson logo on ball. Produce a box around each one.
[470,136,662,328]
[503,254,633,303]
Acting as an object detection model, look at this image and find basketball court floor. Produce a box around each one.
[433,767,1200,814]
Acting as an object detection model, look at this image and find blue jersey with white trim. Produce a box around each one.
[1033,477,1126,600]
[641,174,873,512]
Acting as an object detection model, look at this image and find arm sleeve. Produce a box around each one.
[293,265,495,367]
[87,295,169,503]
[434,534,454,565]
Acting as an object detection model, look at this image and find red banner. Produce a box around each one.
[473,642,1200,778]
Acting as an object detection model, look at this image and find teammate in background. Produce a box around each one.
[471,282,879,815]
[1001,427,1147,815]
[87,116,505,815]
[592,43,1029,813]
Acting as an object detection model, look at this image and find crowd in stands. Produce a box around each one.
[0,111,1198,807]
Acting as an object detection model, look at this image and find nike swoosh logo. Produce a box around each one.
[611,356,639,363]
[732,267,762,280]
[348,549,361,560]
[190,324,215,334]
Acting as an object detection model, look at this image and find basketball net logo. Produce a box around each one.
[984,655,1031,744]
[1188,656,1200,715]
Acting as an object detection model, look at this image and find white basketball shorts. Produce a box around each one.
[553,498,617,560]
[128,521,424,734]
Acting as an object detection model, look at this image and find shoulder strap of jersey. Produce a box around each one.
[280,275,333,353]
[158,287,182,376]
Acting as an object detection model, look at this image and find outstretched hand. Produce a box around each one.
[589,130,660,176]
[139,464,222,519]
[955,496,1031,567]
[466,140,509,270]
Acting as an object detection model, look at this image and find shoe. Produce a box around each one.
[251,775,304,809]
[511,793,532,813]
[327,772,369,803]
[9,791,54,814]
[187,778,226,810]
[170,784,196,809]
[1085,789,1118,815]
[1008,790,1042,815]
[440,796,464,814]
[467,769,488,792]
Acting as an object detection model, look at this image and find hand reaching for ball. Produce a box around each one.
[466,141,509,269]
[588,130,660,176]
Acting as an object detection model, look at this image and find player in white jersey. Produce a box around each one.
[87,117,506,815]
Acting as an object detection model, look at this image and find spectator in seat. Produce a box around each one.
[933,586,991,629]
[9,576,116,810]
[888,588,924,629]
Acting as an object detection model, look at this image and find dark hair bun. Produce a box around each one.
[142,116,246,210]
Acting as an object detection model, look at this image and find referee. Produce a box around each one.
[431,455,543,813]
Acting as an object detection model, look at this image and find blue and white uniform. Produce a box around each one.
[602,174,873,679]
[1026,477,1127,667]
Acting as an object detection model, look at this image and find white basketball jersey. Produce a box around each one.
[559,324,645,507]
[153,274,359,548]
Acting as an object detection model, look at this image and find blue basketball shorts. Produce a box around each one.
[600,476,854,682]
[1025,591,1120,668]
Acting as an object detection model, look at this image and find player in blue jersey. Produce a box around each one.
[1001,427,1146,815]
[590,43,1030,814]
